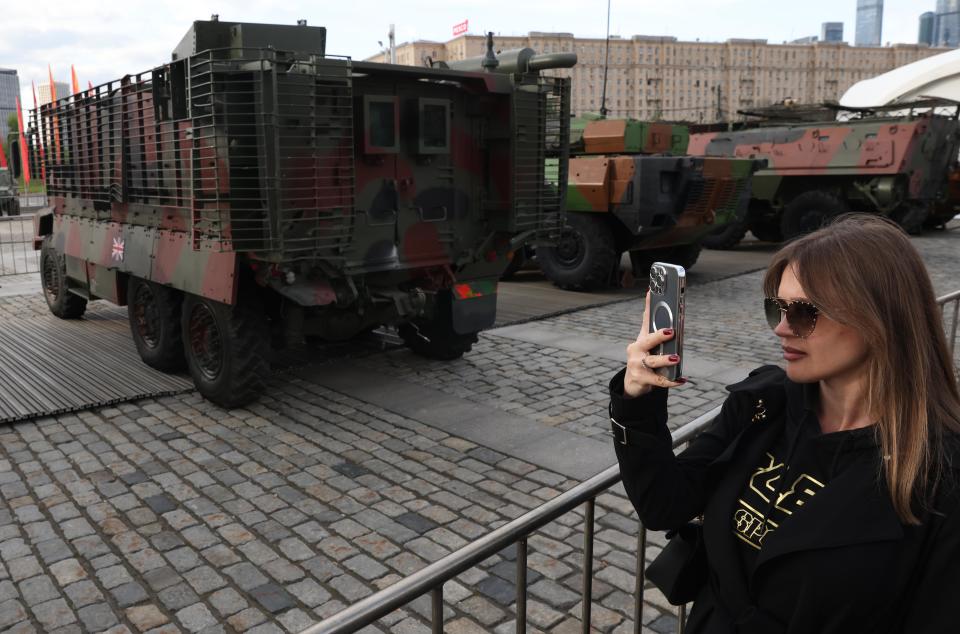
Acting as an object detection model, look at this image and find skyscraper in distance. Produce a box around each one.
[855,0,883,46]
[821,22,844,42]
[936,0,960,47]
[0,69,22,141]
[919,11,935,45]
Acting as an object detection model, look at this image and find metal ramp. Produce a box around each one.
[0,305,192,423]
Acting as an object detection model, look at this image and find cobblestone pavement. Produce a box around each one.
[0,227,955,634]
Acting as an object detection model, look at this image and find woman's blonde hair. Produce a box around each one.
[763,214,960,524]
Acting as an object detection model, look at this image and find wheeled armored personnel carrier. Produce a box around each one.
[535,117,761,291]
[28,20,571,406]
[688,101,960,248]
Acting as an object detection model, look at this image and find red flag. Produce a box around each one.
[15,96,31,186]
[48,65,62,162]
[0,138,7,169]
[71,65,80,95]
[88,80,93,92]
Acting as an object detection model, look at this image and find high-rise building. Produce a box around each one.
[37,81,70,107]
[368,33,940,123]
[0,68,21,142]
[856,0,883,46]
[936,0,960,47]
[920,11,936,45]
[822,22,844,42]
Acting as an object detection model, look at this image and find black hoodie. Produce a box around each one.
[609,365,960,634]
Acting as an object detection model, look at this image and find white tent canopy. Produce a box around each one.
[840,48,960,108]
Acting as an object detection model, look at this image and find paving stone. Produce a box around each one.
[32,598,77,630]
[49,559,88,587]
[183,566,226,595]
[64,579,105,609]
[111,581,150,608]
[125,604,169,632]
[175,603,217,632]
[144,495,178,515]
[0,598,27,629]
[248,582,297,614]
[226,606,268,630]
[77,602,120,631]
[223,562,270,592]
[208,587,247,617]
[19,575,59,605]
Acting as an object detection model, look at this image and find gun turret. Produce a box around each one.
[442,33,577,74]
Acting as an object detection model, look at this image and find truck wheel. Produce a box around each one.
[9,199,19,217]
[128,277,185,372]
[40,236,87,319]
[700,219,747,250]
[631,244,702,275]
[749,218,783,243]
[890,204,928,235]
[398,321,477,361]
[537,213,617,291]
[181,294,269,408]
[781,191,847,240]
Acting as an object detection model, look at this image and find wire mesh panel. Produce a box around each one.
[0,217,40,276]
[187,50,355,260]
[511,76,570,243]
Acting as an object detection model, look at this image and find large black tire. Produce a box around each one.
[127,277,185,372]
[181,293,269,408]
[700,219,748,250]
[398,321,477,361]
[40,236,87,319]
[889,204,928,235]
[631,244,702,276]
[5,198,20,217]
[781,191,848,241]
[537,213,618,291]
[749,217,784,243]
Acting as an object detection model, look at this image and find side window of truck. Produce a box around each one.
[364,96,399,153]
[419,99,450,154]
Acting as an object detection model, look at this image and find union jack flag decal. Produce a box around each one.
[111,237,125,262]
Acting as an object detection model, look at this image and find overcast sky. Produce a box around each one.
[0,0,935,110]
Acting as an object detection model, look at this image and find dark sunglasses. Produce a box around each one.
[764,297,821,338]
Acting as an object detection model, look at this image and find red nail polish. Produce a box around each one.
[663,328,674,336]
[677,377,687,384]
[668,354,680,362]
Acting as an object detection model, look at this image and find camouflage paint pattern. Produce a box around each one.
[29,22,570,333]
[687,114,960,210]
[564,118,759,249]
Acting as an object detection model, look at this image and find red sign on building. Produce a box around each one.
[453,20,469,36]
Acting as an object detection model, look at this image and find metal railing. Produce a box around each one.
[301,408,721,634]
[0,215,40,276]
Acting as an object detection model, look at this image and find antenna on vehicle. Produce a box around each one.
[600,0,611,118]
[482,32,499,71]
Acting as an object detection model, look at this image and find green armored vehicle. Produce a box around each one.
[535,116,761,291]
[0,167,18,217]
[689,102,960,248]
[30,21,571,407]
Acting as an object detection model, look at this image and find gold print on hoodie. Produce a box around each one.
[733,453,825,550]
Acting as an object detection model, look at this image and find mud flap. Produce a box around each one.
[450,280,498,335]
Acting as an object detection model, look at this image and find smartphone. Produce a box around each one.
[648,262,686,381]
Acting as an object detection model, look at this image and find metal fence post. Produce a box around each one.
[431,585,443,634]
[634,524,646,634]
[581,498,595,634]
[516,537,527,634]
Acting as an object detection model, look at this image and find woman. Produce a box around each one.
[610,214,960,633]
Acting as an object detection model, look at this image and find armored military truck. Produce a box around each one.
[688,101,960,248]
[535,117,761,291]
[0,167,18,217]
[29,20,571,407]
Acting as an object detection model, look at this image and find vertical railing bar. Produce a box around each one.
[677,603,687,634]
[516,538,527,634]
[581,498,595,634]
[949,299,959,357]
[634,524,646,634]
[430,585,443,634]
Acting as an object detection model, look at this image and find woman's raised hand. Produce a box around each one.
[624,291,685,398]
